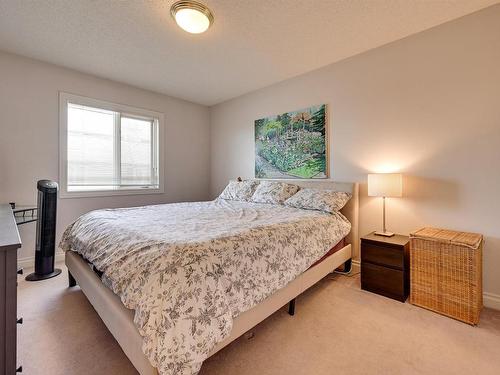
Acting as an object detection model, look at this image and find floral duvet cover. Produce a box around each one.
[60,199,350,375]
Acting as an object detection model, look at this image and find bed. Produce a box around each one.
[62,180,359,375]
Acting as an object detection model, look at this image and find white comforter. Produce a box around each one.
[60,199,350,375]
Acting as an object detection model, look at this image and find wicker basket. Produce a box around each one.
[409,227,483,325]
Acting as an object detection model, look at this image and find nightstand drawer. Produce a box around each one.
[361,262,405,301]
[361,242,403,270]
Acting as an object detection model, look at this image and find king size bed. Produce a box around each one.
[61,179,359,375]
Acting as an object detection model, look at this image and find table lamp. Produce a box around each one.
[368,173,402,237]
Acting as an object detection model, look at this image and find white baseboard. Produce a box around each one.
[17,252,65,270]
[484,292,500,311]
[351,259,361,273]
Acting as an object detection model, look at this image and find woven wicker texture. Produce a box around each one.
[411,227,482,248]
[410,227,483,325]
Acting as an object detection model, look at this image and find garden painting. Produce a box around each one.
[255,104,328,179]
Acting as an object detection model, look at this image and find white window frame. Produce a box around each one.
[59,92,165,198]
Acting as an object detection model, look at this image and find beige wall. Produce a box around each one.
[0,51,211,261]
[1,6,499,305]
[210,6,500,303]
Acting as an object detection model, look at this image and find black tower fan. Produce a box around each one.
[26,180,62,281]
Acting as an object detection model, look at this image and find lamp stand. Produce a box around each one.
[374,196,395,237]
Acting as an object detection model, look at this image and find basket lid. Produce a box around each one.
[410,227,482,249]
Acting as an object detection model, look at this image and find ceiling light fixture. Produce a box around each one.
[170,0,214,34]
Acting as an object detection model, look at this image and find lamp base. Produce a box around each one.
[374,230,395,237]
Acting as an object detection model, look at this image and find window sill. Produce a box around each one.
[59,187,164,199]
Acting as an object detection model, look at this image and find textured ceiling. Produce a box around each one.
[0,0,498,105]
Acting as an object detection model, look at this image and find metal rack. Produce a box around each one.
[12,205,37,226]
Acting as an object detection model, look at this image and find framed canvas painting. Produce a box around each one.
[255,104,328,179]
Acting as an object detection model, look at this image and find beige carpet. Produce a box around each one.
[18,263,500,375]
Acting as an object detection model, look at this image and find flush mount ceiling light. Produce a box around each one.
[170,0,214,34]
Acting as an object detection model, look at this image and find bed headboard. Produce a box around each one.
[257,179,360,258]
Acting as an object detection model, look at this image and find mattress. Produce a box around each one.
[60,199,351,375]
[310,237,346,268]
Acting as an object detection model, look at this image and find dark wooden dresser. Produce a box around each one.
[0,204,22,374]
[361,232,409,302]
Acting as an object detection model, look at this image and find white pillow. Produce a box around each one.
[219,180,259,201]
[284,188,351,213]
[250,181,300,204]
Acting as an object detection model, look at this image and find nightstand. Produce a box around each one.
[361,232,410,302]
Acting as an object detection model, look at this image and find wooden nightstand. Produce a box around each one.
[361,232,410,302]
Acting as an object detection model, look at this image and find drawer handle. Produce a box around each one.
[16,366,22,372]
[17,317,23,324]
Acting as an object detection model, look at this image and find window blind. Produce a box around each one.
[66,103,159,192]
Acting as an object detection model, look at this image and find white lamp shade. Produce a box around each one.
[368,173,403,197]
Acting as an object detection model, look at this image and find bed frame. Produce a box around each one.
[65,180,359,375]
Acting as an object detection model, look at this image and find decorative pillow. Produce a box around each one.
[219,180,259,201]
[284,188,352,213]
[250,181,300,204]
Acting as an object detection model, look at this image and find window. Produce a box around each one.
[59,93,163,197]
